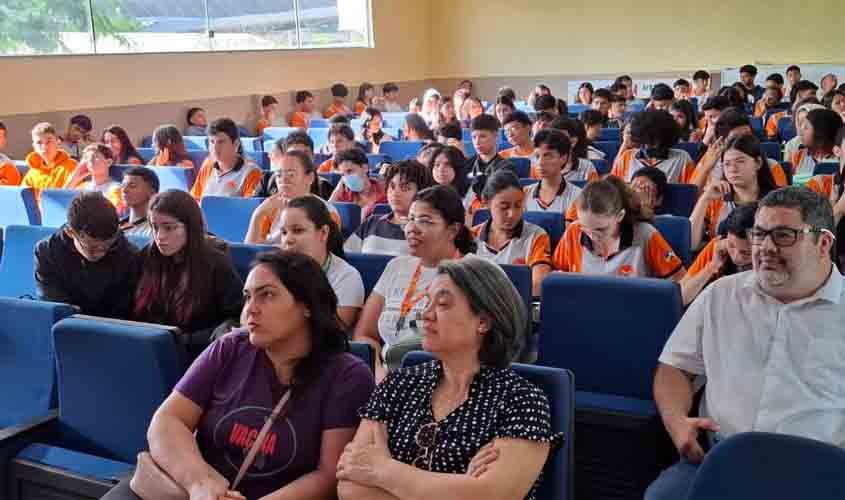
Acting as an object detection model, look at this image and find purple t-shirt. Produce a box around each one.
[175,330,375,499]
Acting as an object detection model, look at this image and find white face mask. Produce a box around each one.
[344,173,366,193]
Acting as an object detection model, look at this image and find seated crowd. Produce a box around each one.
[1,66,845,500]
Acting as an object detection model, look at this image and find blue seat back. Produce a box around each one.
[593,141,619,162]
[227,243,275,282]
[264,127,304,141]
[539,273,682,400]
[599,128,621,141]
[183,135,208,150]
[188,150,209,170]
[520,178,537,189]
[349,341,375,373]
[345,252,392,298]
[0,225,56,298]
[813,162,838,176]
[500,263,532,315]
[0,298,76,428]
[141,136,153,148]
[136,147,155,163]
[367,154,390,171]
[524,211,566,251]
[659,183,699,218]
[0,186,40,226]
[201,196,263,242]
[402,351,574,500]
[243,151,269,170]
[510,157,531,178]
[308,128,331,150]
[653,215,692,267]
[760,141,782,162]
[593,158,610,175]
[319,172,342,187]
[334,202,362,239]
[40,189,78,228]
[777,116,796,142]
[380,141,426,161]
[464,141,477,157]
[149,166,195,191]
[688,432,845,500]
[308,119,330,128]
[674,142,702,162]
[240,136,263,152]
[53,317,183,462]
[371,203,391,217]
[462,129,473,142]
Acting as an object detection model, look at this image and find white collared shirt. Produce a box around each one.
[659,268,845,446]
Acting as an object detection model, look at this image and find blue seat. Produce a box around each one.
[13,160,30,178]
[653,215,692,267]
[308,128,331,150]
[472,208,491,226]
[402,351,574,500]
[349,341,375,373]
[462,129,472,141]
[777,115,796,142]
[659,183,698,218]
[750,117,764,138]
[367,154,390,171]
[315,153,330,166]
[0,298,76,429]
[243,150,270,170]
[264,127,304,141]
[240,136,263,152]
[382,127,403,140]
[524,211,566,251]
[308,119,330,128]
[464,141,477,157]
[674,142,702,161]
[39,189,78,228]
[136,147,155,163]
[599,128,621,141]
[380,141,426,161]
[263,139,277,153]
[0,187,40,226]
[227,243,275,282]
[4,316,183,498]
[539,273,682,499]
[592,158,610,175]
[0,225,56,298]
[110,165,195,191]
[334,202,362,240]
[371,203,391,217]
[319,172,342,188]
[813,162,838,176]
[183,135,208,150]
[520,178,537,189]
[568,104,588,114]
[593,141,619,162]
[140,135,153,148]
[510,157,531,178]
[201,196,263,242]
[345,252,393,298]
[188,150,209,170]
[760,141,782,162]
[688,432,845,500]
[350,119,365,130]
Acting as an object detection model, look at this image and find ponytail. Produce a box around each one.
[454,224,478,255]
[579,176,649,226]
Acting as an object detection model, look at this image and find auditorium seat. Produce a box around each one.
[599,128,622,141]
[402,351,574,500]
[243,151,269,170]
[0,187,40,226]
[371,203,391,217]
[240,136,263,152]
[539,273,682,500]
[674,142,703,162]
[319,172,342,187]
[39,189,77,228]
[344,252,392,298]
[135,147,154,163]
[308,128,331,150]
[182,135,208,150]
[201,196,263,242]
[777,116,796,143]
[760,141,782,162]
[334,202,361,239]
[188,150,209,170]
[13,161,30,179]
[227,243,275,282]
[658,183,698,218]
[0,225,55,298]
[3,316,183,500]
[688,432,845,500]
[464,141,477,157]
[813,162,838,176]
[510,157,531,178]
[653,215,692,267]
[308,119,329,128]
[380,141,426,161]
[524,211,565,250]
[348,341,375,373]
[593,141,619,162]
[263,127,304,141]
[367,154,390,173]
[593,158,610,175]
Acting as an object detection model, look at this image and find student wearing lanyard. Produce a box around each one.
[353,185,477,381]
[690,135,779,250]
[275,196,365,330]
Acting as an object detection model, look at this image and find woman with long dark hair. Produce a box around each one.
[102,125,144,165]
[148,125,194,168]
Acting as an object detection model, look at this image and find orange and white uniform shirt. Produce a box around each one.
[471,219,551,268]
[522,179,582,222]
[530,158,599,183]
[764,111,787,139]
[260,195,341,244]
[191,156,262,201]
[552,221,684,278]
[706,158,789,187]
[500,145,535,160]
[612,148,696,184]
[806,173,843,204]
[790,148,838,177]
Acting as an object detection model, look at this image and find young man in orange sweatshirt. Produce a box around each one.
[22,122,78,200]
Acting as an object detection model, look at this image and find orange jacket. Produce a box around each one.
[22,150,77,201]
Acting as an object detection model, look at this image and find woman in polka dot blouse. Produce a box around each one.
[337,257,564,500]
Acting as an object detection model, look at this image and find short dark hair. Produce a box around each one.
[693,70,710,81]
[715,107,752,139]
[610,82,627,94]
[836,124,845,148]
[470,114,500,133]
[631,166,669,199]
[335,147,368,167]
[404,114,434,140]
[295,91,313,104]
[68,192,119,240]
[207,117,240,143]
[533,128,571,157]
[70,114,93,132]
[328,123,355,141]
[495,96,516,112]
[436,121,463,141]
[413,185,477,255]
[674,79,691,89]
[548,116,587,159]
[331,83,349,98]
[630,109,680,152]
[702,95,731,112]
[261,95,278,107]
[786,65,801,74]
[282,130,315,153]
[329,114,350,125]
[534,95,557,112]
[497,87,517,101]
[740,64,758,77]
[383,82,399,94]
[124,166,160,193]
[765,73,785,86]
[651,83,675,101]
[805,108,844,151]
[384,159,435,192]
[593,88,613,101]
[535,111,556,124]
[580,109,606,127]
[285,149,316,175]
[791,80,819,103]
[482,169,521,201]
[502,110,532,128]
[759,186,835,236]
[186,107,204,126]
[617,75,633,83]
[610,94,627,104]
[721,202,757,237]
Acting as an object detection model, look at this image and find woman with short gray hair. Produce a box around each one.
[337,256,562,500]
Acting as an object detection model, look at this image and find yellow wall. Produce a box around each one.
[0,0,432,115]
[429,0,842,78]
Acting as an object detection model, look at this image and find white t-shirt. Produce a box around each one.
[326,254,365,309]
[372,255,439,348]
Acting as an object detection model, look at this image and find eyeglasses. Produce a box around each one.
[746,227,833,247]
[411,422,439,471]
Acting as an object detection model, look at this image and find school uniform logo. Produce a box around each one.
[618,265,634,276]
[664,251,676,262]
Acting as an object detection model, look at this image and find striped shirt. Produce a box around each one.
[612,148,696,184]
[344,212,408,256]
[472,219,551,267]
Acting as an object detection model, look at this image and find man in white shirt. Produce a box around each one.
[646,186,844,500]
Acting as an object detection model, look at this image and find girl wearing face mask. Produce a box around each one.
[680,203,757,305]
[328,147,387,219]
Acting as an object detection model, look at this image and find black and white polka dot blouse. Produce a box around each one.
[359,360,564,500]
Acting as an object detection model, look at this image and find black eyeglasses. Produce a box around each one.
[411,422,439,471]
[746,227,832,247]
